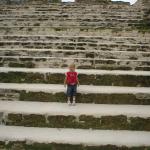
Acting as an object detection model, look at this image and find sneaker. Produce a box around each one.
[67,100,71,106]
[72,100,76,106]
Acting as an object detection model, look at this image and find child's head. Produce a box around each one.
[69,63,76,72]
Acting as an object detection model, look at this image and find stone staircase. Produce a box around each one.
[0,0,150,149]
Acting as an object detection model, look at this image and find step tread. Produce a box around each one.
[1,41,149,46]
[0,83,150,94]
[1,67,150,76]
[0,125,150,147]
[1,48,150,53]
[0,35,147,38]
[1,56,150,62]
[1,101,150,118]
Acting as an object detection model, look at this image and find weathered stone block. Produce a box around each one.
[7,114,22,125]
[22,114,46,127]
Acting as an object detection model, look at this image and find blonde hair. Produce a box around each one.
[69,63,76,68]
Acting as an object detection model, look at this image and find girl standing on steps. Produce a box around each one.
[64,64,80,106]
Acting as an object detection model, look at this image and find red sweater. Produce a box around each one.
[66,71,78,85]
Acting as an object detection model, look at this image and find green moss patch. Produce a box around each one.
[22,114,46,127]
[1,89,150,105]
[0,141,5,149]
[7,114,22,125]
[12,91,150,105]
[1,140,150,150]
[7,114,46,127]
[8,62,35,68]
[20,91,66,102]
[0,72,150,87]
[47,115,77,128]
[130,117,150,131]
[5,113,150,131]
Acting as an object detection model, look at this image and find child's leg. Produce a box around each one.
[72,85,77,106]
[67,85,71,105]
[67,97,71,105]
[73,96,76,102]
[72,96,76,105]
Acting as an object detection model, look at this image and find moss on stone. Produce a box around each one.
[2,141,150,150]
[18,90,150,104]
[7,114,22,125]
[79,115,100,129]
[8,63,26,68]
[0,72,45,83]
[8,62,35,68]
[47,115,77,128]
[1,88,150,105]
[130,117,150,131]
[135,67,150,71]
[22,114,46,127]
[19,58,33,61]
[100,115,128,130]
[5,113,150,131]
[94,75,150,87]
[77,65,95,69]
[20,91,66,102]
[25,142,52,150]
[34,58,47,62]
[77,93,150,105]
[8,142,25,150]
[96,66,132,70]
[0,141,5,149]
[4,58,17,61]
[46,73,64,84]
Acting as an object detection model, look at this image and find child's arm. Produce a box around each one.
[64,76,67,87]
[77,77,80,86]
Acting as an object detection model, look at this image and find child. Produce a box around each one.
[64,64,79,106]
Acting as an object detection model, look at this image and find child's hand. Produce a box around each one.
[77,83,80,87]
[64,84,67,88]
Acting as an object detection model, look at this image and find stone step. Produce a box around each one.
[0,19,142,26]
[0,5,140,11]
[0,35,149,43]
[0,126,150,149]
[1,56,150,71]
[0,23,141,29]
[0,26,148,36]
[0,101,150,130]
[0,10,141,15]
[1,49,150,60]
[1,16,141,20]
[0,83,150,104]
[0,13,142,19]
[0,41,149,51]
[0,16,142,21]
[0,26,147,36]
[0,67,150,87]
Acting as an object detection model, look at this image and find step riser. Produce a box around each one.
[1,90,150,105]
[0,27,149,36]
[0,25,143,30]
[1,50,150,60]
[0,113,148,131]
[0,17,142,21]
[0,141,149,150]
[0,16,142,20]
[1,58,150,71]
[0,72,150,87]
[0,42,149,52]
[0,20,142,27]
[0,10,140,15]
[1,36,149,43]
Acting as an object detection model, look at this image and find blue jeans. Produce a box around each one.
[67,85,77,97]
